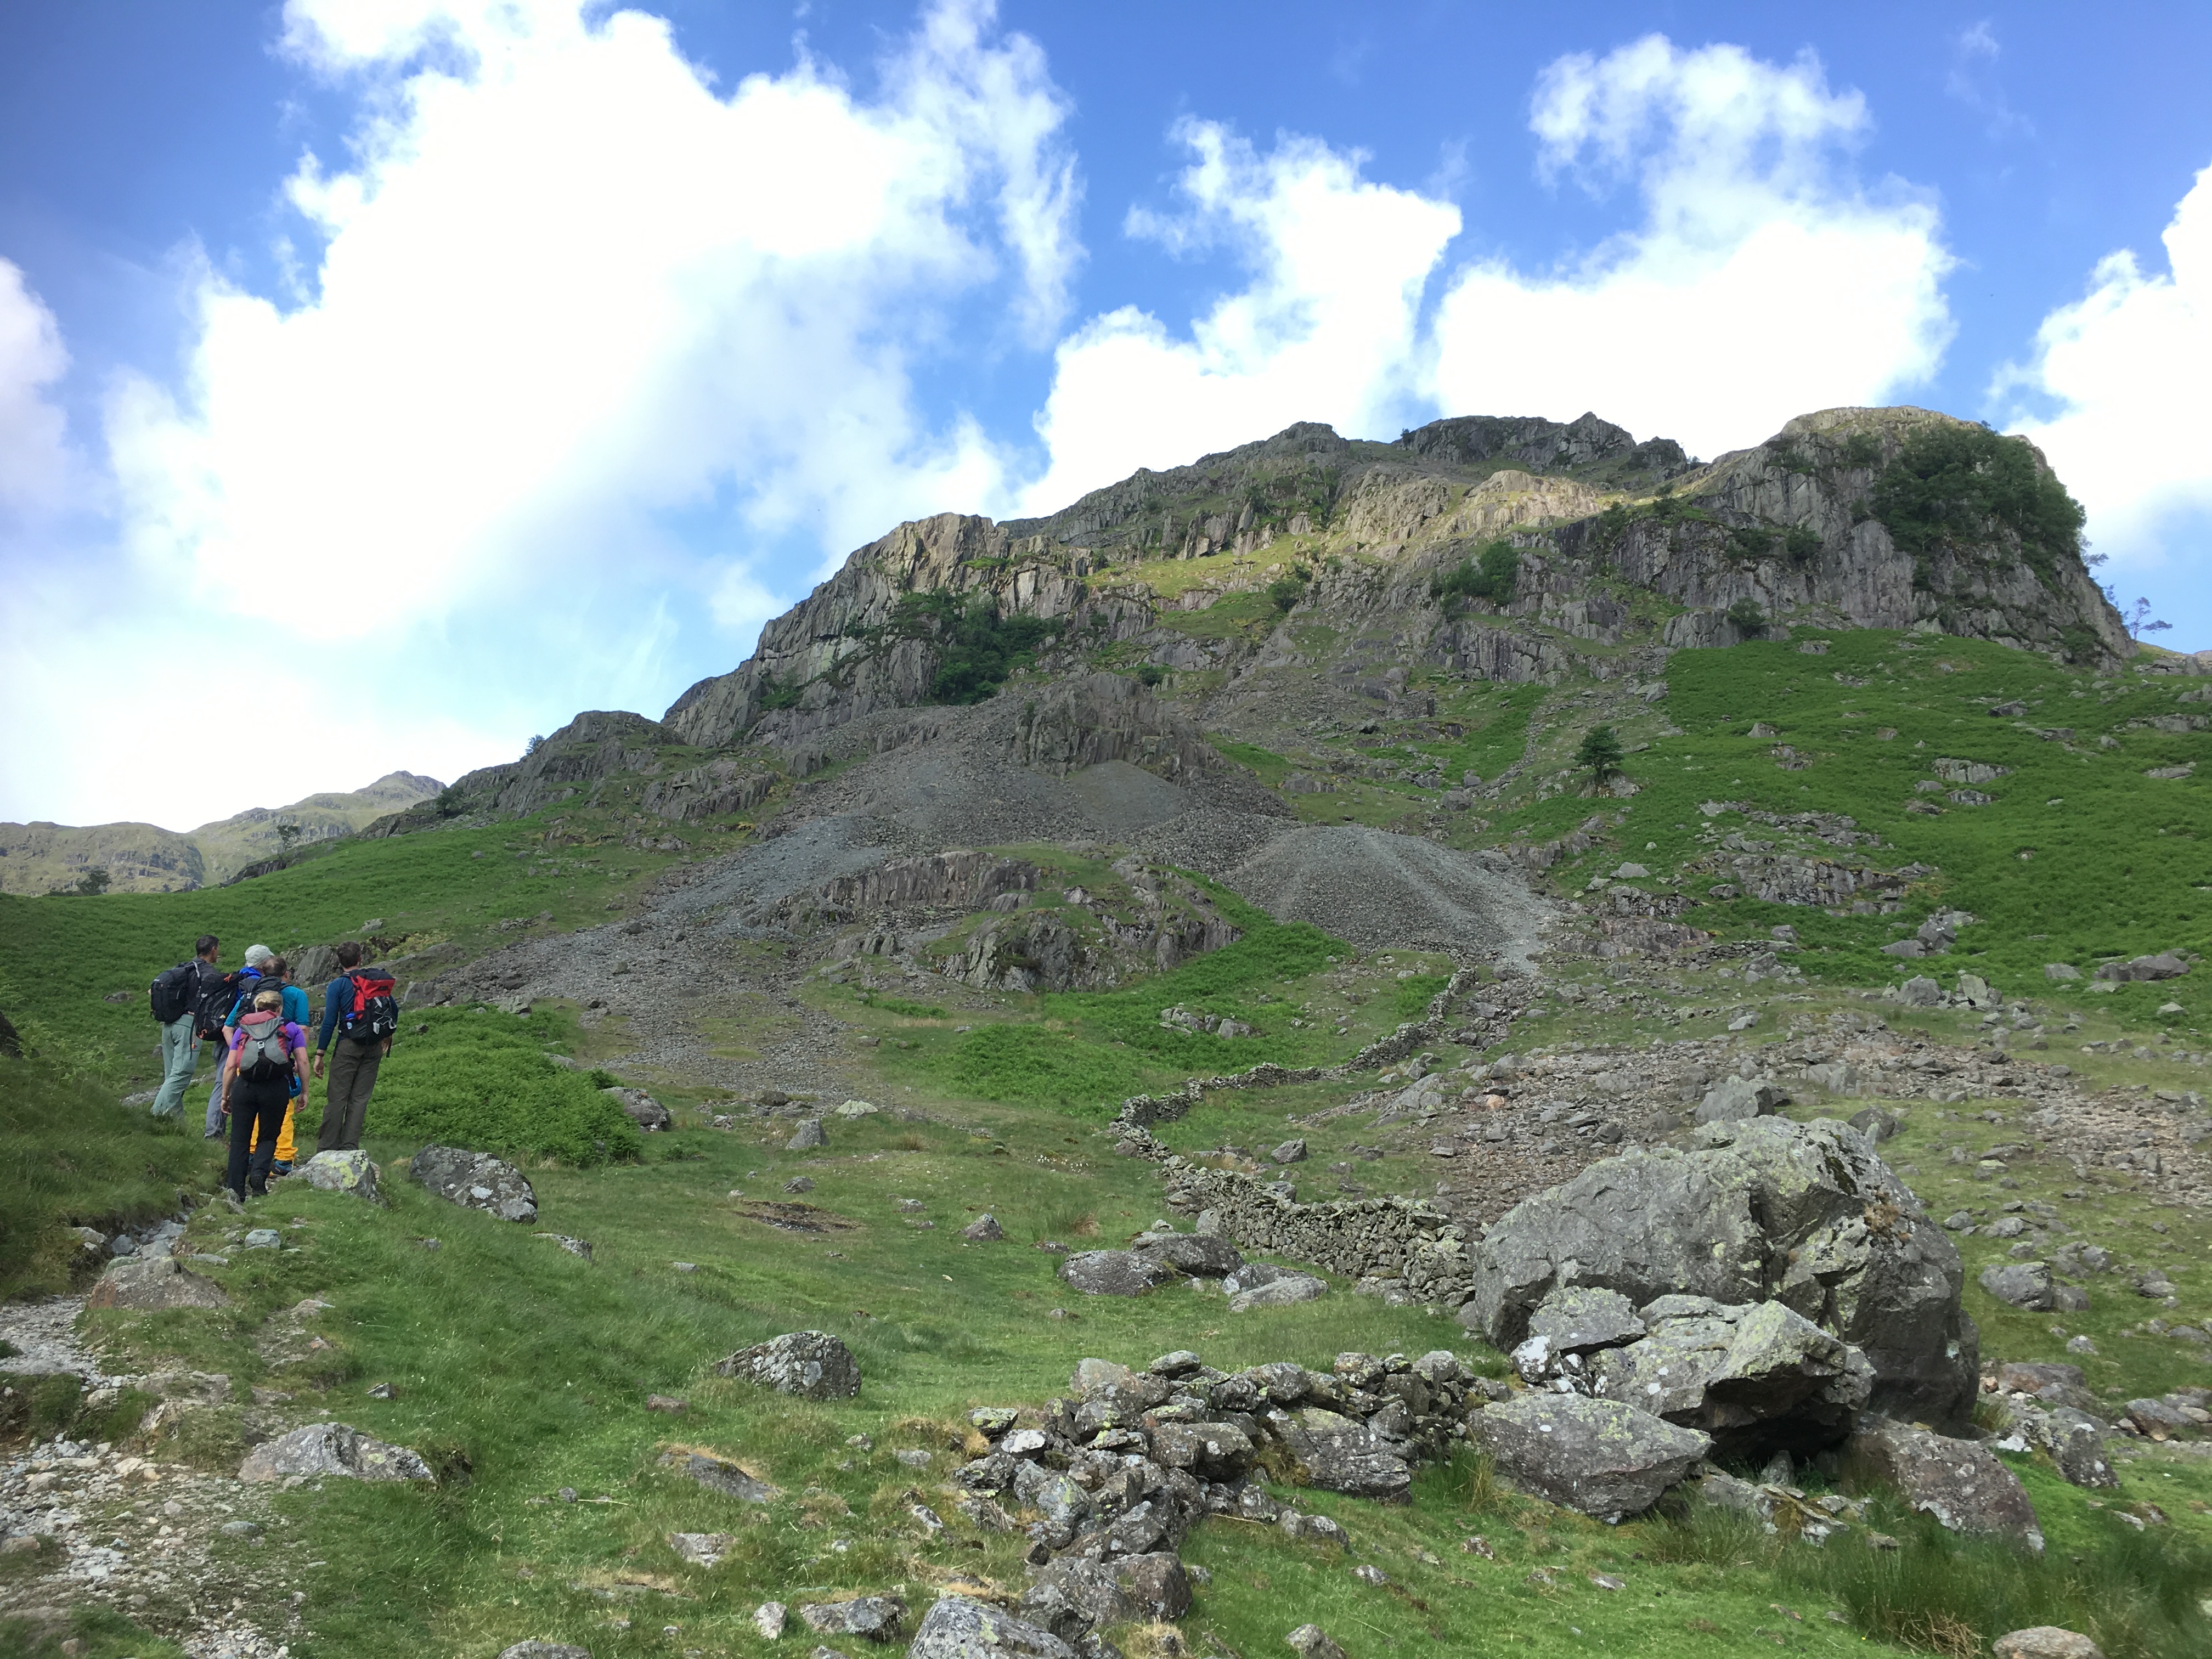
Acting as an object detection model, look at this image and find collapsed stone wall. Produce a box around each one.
[1158,1160,1475,1307]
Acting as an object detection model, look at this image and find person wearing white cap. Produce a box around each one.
[202,944,275,1137]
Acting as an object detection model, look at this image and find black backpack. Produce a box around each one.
[150,962,198,1024]
[195,969,253,1042]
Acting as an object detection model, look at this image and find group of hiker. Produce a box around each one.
[148,935,399,1201]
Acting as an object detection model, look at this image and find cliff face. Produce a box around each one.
[663,404,2128,754]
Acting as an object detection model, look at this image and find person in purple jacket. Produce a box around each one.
[219,987,309,1201]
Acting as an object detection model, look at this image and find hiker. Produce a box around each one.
[221,987,308,1200]
[226,956,309,1176]
[314,943,397,1153]
[148,934,221,1118]
[200,943,273,1138]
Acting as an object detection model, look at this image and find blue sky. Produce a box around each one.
[2,1,2207,828]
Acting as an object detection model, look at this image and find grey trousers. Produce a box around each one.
[151,1015,199,1116]
[317,1039,384,1152]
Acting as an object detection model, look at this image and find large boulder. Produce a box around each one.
[411,1146,538,1223]
[1465,1394,1709,1522]
[1588,1296,1874,1459]
[1843,1415,2042,1550]
[1059,1250,1176,1297]
[86,1256,228,1312]
[905,1596,1076,1659]
[1462,1117,1977,1427]
[1229,1273,1329,1313]
[1133,1231,1244,1277]
[715,1330,860,1399]
[300,1150,383,1203]
[603,1087,672,1132]
[239,1422,433,1483]
[1269,1407,1412,1500]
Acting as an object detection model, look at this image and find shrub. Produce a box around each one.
[368,1012,644,1166]
[1726,598,1768,637]
[756,673,804,712]
[1266,567,1311,612]
[1871,423,2086,585]
[1432,540,1519,607]
[1784,524,1821,564]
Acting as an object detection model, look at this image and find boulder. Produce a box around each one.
[1465,1395,1709,1522]
[1059,1250,1176,1297]
[1899,975,1943,1006]
[411,1146,538,1223]
[300,1150,383,1203]
[1993,1630,2103,1659]
[239,1422,433,1483]
[904,1596,1076,1659]
[1272,1139,1308,1164]
[787,1117,827,1151]
[1993,1361,2096,1412]
[1134,1231,1244,1277]
[1271,1407,1411,1500]
[1979,1263,2055,1311]
[715,1331,861,1399]
[2044,963,2081,981]
[1022,1553,1190,1630]
[2096,952,2189,983]
[961,1215,1006,1242]
[1843,1416,2042,1550]
[2043,1410,2118,1489]
[1284,1628,1347,1659]
[662,1450,779,1503]
[1461,1116,1978,1428]
[803,1598,906,1643]
[86,1256,228,1312]
[1695,1077,1786,1124]
[1229,1273,1329,1313]
[1527,1286,1646,1355]
[603,1087,671,1132]
[1588,1297,1875,1459]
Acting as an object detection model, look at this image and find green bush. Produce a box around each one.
[1871,423,2086,585]
[1265,567,1311,612]
[368,1011,644,1166]
[1431,540,1519,607]
[1726,598,1768,637]
[873,590,1059,704]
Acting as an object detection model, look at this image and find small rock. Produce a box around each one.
[645,1395,687,1413]
[1272,1139,1308,1165]
[755,1604,788,1639]
[1351,1564,1389,1585]
[300,1149,384,1203]
[783,1176,816,1194]
[715,1330,861,1399]
[239,1423,433,1484]
[962,1214,1006,1242]
[495,1645,592,1659]
[1285,1626,1347,1659]
[668,1531,732,1567]
[787,1118,827,1152]
[799,1596,906,1643]
[243,1229,281,1249]
[1228,1273,1329,1313]
[1992,1630,2104,1659]
[366,1382,396,1400]
[1980,1262,2056,1312]
[905,1596,1075,1659]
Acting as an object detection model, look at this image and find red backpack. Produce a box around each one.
[338,969,400,1046]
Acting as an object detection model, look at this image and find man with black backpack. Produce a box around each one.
[313,941,398,1152]
[148,934,221,1119]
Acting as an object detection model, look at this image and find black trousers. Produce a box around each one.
[227,1078,291,1196]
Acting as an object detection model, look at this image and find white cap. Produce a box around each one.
[244,943,274,967]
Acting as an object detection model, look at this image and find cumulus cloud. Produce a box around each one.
[109,0,1078,640]
[1018,120,1460,514]
[1427,35,1954,460]
[0,259,75,522]
[1994,163,2212,583]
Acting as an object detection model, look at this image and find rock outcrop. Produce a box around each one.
[411,1147,539,1223]
[1461,1117,1978,1429]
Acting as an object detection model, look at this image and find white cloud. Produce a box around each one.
[108,0,1078,641]
[0,259,75,522]
[1427,35,1954,460]
[1995,163,2212,580]
[1018,120,1460,514]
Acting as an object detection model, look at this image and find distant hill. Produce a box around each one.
[0,772,444,894]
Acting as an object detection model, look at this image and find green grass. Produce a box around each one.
[0,1053,223,1299]
[0,806,690,1088]
[365,1008,646,1166]
[1482,630,2207,1003]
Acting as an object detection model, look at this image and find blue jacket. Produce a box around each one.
[229,979,309,1030]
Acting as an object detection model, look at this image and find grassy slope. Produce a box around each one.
[4,636,2211,1658]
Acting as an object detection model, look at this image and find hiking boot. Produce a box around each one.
[247,1183,269,1198]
